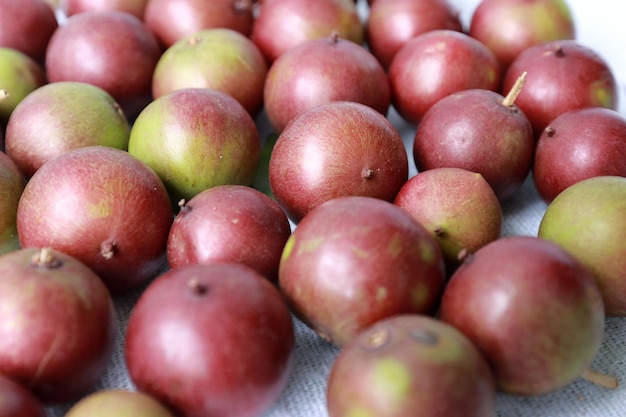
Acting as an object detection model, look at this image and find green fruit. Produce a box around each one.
[0,151,24,255]
[0,47,46,123]
[65,389,175,417]
[538,175,626,316]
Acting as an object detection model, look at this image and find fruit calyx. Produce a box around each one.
[0,89,8,101]
[188,278,209,295]
[361,167,375,180]
[31,247,62,269]
[100,239,116,260]
[178,199,191,214]
[502,71,527,108]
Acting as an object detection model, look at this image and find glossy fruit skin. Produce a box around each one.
[0,151,25,255]
[263,34,390,132]
[412,88,535,201]
[0,247,117,404]
[145,0,254,48]
[0,374,47,417]
[366,0,463,69]
[0,47,46,124]
[45,11,162,118]
[64,0,149,19]
[439,236,605,396]
[5,81,131,178]
[268,101,408,223]
[327,315,496,417]
[152,28,268,116]
[167,184,292,282]
[16,146,174,294]
[394,167,503,272]
[125,263,295,417]
[538,176,626,316]
[128,88,260,205]
[502,39,619,136]
[0,0,58,63]
[533,107,626,202]
[64,389,176,417]
[279,196,446,347]
[251,0,364,63]
[389,30,501,125]
[469,0,576,70]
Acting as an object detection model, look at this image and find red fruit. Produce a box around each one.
[502,39,619,136]
[263,33,390,132]
[145,0,255,48]
[64,0,149,19]
[389,29,501,124]
[17,146,174,294]
[533,107,626,202]
[0,247,116,403]
[0,374,47,417]
[268,101,408,223]
[366,0,463,68]
[167,185,292,282]
[125,263,295,417]
[45,11,162,118]
[0,0,58,63]
[278,196,446,347]
[439,236,605,395]
[251,0,364,63]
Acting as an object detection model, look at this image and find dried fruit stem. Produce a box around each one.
[582,368,619,389]
[31,247,62,269]
[502,71,527,107]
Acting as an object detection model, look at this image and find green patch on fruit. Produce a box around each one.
[281,235,295,262]
[346,407,376,417]
[386,233,403,258]
[419,240,437,265]
[590,82,614,108]
[411,284,430,308]
[372,358,411,400]
[297,237,325,255]
[88,201,111,219]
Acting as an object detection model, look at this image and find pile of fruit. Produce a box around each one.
[0,0,625,416]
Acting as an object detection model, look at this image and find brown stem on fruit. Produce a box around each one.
[188,278,209,295]
[554,45,566,58]
[178,199,191,214]
[545,126,556,138]
[100,240,116,260]
[31,247,62,269]
[329,31,340,44]
[433,226,444,236]
[581,368,619,389]
[361,167,375,180]
[502,71,527,108]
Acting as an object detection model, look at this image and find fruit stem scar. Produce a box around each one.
[364,327,390,349]
[188,278,209,295]
[100,240,116,260]
[0,89,8,100]
[361,167,375,180]
[178,199,191,214]
[502,71,527,107]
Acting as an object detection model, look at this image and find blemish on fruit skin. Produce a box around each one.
[419,240,436,265]
[386,233,403,258]
[411,284,430,308]
[373,358,412,400]
[281,235,295,262]
[297,237,325,255]
[88,201,111,219]
[376,287,388,302]
[590,83,614,108]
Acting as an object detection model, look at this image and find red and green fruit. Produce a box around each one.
[278,196,446,347]
[45,11,162,119]
[125,263,295,417]
[469,0,576,69]
[251,0,364,62]
[327,314,496,417]
[268,101,408,223]
[0,151,24,255]
[389,29,502,124]
[538,176,626,316]
[394,167,503,272]
[0,47,46,124]
[0,374,47,417]
[439,236,605,395]
[16,146,174,294]
[533,107,626,202]
[263,33,390,132]
[5,81,131,178]
[152,28,267,116]
[65,389,175,417]
[167,184,292,282]
[412,81,535,201]
[128,88,260,205]
[502,39,619,136]
[0,247,116,404]
[144,0,255,48]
